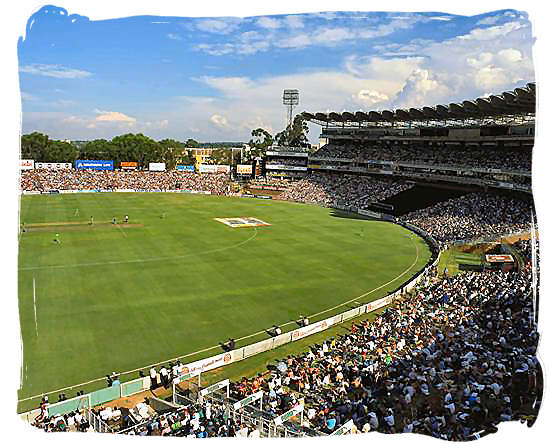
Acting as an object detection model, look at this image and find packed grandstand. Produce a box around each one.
[20,82,540,439]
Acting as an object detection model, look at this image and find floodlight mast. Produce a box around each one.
[283,89,299,129]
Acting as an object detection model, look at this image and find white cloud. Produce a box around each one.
[285,15,304,29]
[391,69,450,108]
[210,114,230,129]
[473,66,510,91]
[195,15,418,55]
[457,21,525,41]
[19,64,92,79]
[195,18,241,34]
[144,119,169,129]
[476,15,501,26]
[95,110,136,124]
[276,34,312,49]
[314,27,354,44]
[199,76,254,96]
[496,48,523,64]
[256,16,281,29]
[352,89,389,107]
[167,33,182,40]
[345,55,425,82]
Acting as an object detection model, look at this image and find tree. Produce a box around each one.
[208,148,233,165]
[20,133,79,163]
[111,133,160,166]
[274,114,310,148]
[246,128,272,161]
[45,140,78,163]
[21,132,50,161]
[185,138,199,148]
[159,139,184,170]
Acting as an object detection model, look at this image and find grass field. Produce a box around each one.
[17,192,431,409]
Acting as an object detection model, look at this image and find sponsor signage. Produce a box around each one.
[199,164,229,174]
[173,370,201,385]
[20,159,34,170]
[36,162,72,170]
[265,164,307,171]
[176,165,195,172]
[331,419,355,436]
[75,160,114,170]
[22,190,41,195]
[256,185,287,191]
[237,164,253,174]
[274,403,304,426]
[234,391,263,410]
[291,319,333,342]
[199,379,230,397]
[366,295,393,314]
[120,161,138,170]
[199,164,217,173]
[148,162,166,171]
[181,351,234,375]
[255,195,272,200]
[485,254,514,263]
[266,151,308,157]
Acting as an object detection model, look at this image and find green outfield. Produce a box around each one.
[17,192,431,408]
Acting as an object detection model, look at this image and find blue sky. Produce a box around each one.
[18,6,535,142]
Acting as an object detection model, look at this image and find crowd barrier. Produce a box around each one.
[24,377,151,422]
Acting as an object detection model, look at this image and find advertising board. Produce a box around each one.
[75,160,114,170]
[148,162,166,171]
[291,318,333,342]
[237,164,253,174]
[266,151,308,157]
[215,165,230,173]
[180,351,234,375]
[36,162,72,170]
[485,254,514,263]
[176,165,195,172]
[265,164,307,171]
[199,164,229,174]
[120,161,138,170]
[199,164,217,173]
[20,159,34,170]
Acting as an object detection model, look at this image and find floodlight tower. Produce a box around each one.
[283,89,299,128]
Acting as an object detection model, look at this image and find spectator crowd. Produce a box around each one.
[227,239,540,439]
[279,172,413,208]
[401,194,532,244]
[312,143,531,172]
[20,170,230,195]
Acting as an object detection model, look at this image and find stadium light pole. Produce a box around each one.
[283,89,299,129]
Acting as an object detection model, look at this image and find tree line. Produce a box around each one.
[20,113,311,168]
[21,133,205,170]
